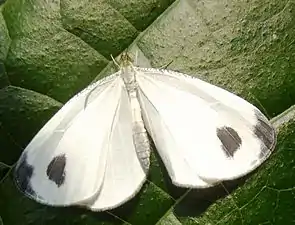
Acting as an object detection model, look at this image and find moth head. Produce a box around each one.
[119,52,134,67]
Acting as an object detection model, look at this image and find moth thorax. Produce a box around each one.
[121,66,137,92]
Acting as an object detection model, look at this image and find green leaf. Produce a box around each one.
[0,86,62,165]
[0,8,10,61]
[0,62,9,89]
[0,4,10,88]
[1,0,295,224]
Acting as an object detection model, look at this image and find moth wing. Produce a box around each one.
[85,81,148,211]
[14,73,125,205]
[136,67,276,186]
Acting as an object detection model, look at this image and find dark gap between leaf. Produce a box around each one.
[173,173,253,217]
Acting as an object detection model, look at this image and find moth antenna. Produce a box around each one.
[110,54,120,68]
[159,60,174,69]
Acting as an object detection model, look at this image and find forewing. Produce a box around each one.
[14,73,123,205]
[136,67,276,186]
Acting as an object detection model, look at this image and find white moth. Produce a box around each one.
[14,52,276,211]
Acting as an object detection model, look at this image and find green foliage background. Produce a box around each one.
[0,0,295,224]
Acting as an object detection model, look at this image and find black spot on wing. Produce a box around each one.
[14,152,36,196]
[47,154,66,187]
[254,110,276,159]
[217,126,242,158]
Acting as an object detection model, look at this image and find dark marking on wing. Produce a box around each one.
[47,154,66,187]
[14,152,36,196]
[254,110,276,159]
[217,126,242,158]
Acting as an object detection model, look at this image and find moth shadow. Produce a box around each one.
[52,189,145,222]
[151,144,253,218]
[173,177,250,217]
[44,206,121,223]
[108,187,146,219]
